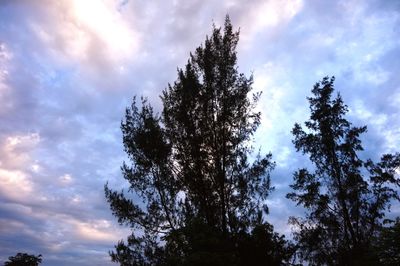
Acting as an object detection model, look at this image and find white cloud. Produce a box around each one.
[72,219,122,243]
[71,0,139,60]
[0,169,33,201]
[239,0,304,46]
[59,174,73,185]
[0,133,40,169]
[28,0,140,88]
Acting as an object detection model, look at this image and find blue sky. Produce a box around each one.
[0,0,399,265]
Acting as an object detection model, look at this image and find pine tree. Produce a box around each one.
[105,17,292,265]
[287,76,400,265]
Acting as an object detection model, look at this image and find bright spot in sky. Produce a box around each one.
[72,0,138,60]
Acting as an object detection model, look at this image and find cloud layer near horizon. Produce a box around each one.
[1,0,399,265]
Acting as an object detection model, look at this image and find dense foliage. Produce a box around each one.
[4,253,42,266]
[373,218,400,265]
[287,76,400,265]
[105,17,293,266]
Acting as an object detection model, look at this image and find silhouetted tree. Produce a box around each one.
[4,253,42,266]
[373,217,400,265]
[105,16,293,265]
[287,76,400,265]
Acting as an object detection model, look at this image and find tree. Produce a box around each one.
[287,76,400,265]
[105,16,293,265]
[373,217,400,265]
[4,253,42,266]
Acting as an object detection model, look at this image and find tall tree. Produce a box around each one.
[105,17,292,265]
[287,76,400,265]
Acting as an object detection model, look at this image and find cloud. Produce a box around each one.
[27,0,139,73]
[237,0,304,47]
[0,0,399,265]
[0,133,40,203]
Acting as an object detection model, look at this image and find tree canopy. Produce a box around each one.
[4,253,42,266]
[287,76,400,265]
[105,16,293,266]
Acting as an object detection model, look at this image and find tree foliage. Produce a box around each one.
[105,17,293,265]
[373,217,400,265]
[4,253,42,266]
[287,76,400,265]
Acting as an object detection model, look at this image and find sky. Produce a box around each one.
[0,0,399,265]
